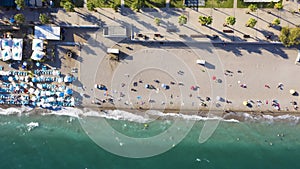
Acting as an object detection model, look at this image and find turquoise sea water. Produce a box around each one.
[0,114,300,169]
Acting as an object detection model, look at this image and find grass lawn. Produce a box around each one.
[170,0,185,8]
[88,0,121,8]
[237,0,278,8]
[145,0,166,8]
[125,0,166,8]
[203,0,234,8]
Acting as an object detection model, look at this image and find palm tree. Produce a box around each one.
[248,4,257,12]
[14,13,25,24]
[272,18,280,26]
[225,16,236,26]
[246,18,257,28]
[39,14,50,24]
[178,15,187,25]
[15,0,25,9]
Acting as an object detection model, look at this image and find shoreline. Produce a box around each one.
[1,105,300,123]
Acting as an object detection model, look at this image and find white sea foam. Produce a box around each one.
[26,122,39,131]
[0,106,300,124]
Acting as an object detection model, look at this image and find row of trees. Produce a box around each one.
[13,13,50,24]
[248,2,283,12]
[15,0,75,12]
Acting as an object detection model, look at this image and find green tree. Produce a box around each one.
[15,0,25,9]
[111,1,120,12]
[39,14,50,24]
[272,18,280,26]
[87,1,95,11]
[178,15,187,25]
[274,3,283,10]
[279,27,300,47]
[279,27,289,46]
[206,16,213,25]
[225,16,236,26]
[14,13,25,24]
[131,0,144,12]
[246,18,257,28]
[198,16,212,25]
[248,4,257,12]
[63,1,75,12]
[154,17,161,26]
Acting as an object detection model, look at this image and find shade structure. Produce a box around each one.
[243,101,248,106]
[32,39,44,51]
[12,39,23,49]
[12,48,22,60]
[1,49,12,61]
[34,26,61,40]
[2,39,12,50]
[31,50,45,61]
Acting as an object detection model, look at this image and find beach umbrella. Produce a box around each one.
[31,77,38,83]
[9,85,14,91]
[40,91,46,96]
[57,78,63,83]
[8,76,13,82]
[290,89,296,95]
[14,75,19,81]
[243,101,248,106]
[25,76,29,82]
[64,75,73,83]
[37,83,43,89]
[29,88,35,94]
[34,89,40,96]
[46,91,51,96]
[29,82,34,87]
[65,88,73,95]
[57,97,64,102]
[145,84,149,88]
[31,96,37,101]
[20,76,24,81]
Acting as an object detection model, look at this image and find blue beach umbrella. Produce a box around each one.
[65,88,73,95]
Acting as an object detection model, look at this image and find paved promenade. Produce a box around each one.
[1,2,299,43]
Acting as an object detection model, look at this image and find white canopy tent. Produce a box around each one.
[12,49,22,60]
[31,50,45,61]
[2,39,12,50]
[34,26,61,40]
[32,39,44,51]
[2,49,12,61]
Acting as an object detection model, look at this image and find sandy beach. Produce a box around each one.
[77,38,300,118]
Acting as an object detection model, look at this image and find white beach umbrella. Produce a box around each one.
[37,83,43,89]
[29,88,35,94]
[46,91,51,96]
[8,76,13,82]
[40,90,46,96]
[34,89,40,96]
[25,76,29,82]
[31,96,37,101]
[57,77,63,83]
